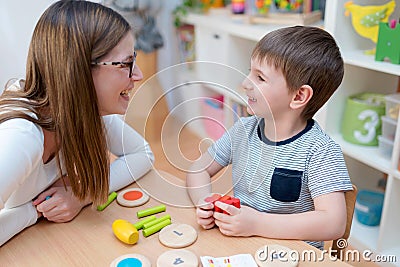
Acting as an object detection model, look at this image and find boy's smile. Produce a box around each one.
[243,58,292,121]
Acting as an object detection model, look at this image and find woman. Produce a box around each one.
[0,0,154,246]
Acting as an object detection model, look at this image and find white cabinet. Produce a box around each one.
[180,4,400,263]
[195,27,229,63]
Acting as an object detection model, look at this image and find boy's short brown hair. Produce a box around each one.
[252,26,344,120]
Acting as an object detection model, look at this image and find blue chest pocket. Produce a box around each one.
[270,168,302,202]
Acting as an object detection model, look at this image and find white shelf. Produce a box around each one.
[349,218,380,252]
[185,12,323,42]
[342,50,400,76]
[330,133,392,175]
[393,170,400,180]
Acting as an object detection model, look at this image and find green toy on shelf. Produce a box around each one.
[341,93,386,146]
[344,0,396,55]
[375,20,400,65]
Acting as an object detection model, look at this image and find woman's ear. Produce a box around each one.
[290,85,313,110]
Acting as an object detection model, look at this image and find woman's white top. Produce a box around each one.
[0,83,154,245]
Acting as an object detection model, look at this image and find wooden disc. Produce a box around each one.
[110,253,151,267]
[159,223,198,248]
[255,244,299,267]
[157,249,198,267]
[117,188,149,207]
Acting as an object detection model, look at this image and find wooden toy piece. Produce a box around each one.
[110,253,151,267]
[142,218,171,237]
[156,249,198,267]
[255,244,299,267]
[97,192,117,211]
[159,223,198,248]
[137,204,166,218]
[375,22,400,65]
[116,188,149,207]
[112,219,139,245]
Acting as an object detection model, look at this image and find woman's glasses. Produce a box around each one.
[91,51,137,78]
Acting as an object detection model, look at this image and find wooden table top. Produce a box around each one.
[0,169,351,266]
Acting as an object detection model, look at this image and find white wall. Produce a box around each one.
[154,0,181,110]
[0,0,57,93]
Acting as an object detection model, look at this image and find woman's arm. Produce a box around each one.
[0,119,43,246]
[0,202,38,246]
[103,115,154,192]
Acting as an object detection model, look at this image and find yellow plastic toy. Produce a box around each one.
[112,219,139,245]
[344,0,396,54]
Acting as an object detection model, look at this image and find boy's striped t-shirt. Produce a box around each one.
[208,116,353,249]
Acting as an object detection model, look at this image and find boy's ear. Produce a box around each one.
[290,85,313,110]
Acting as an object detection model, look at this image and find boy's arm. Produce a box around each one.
[261,191,346,241]
[186,152,224,206]
[215,191,347,241]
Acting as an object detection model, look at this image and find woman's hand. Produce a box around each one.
[33,186,90,223]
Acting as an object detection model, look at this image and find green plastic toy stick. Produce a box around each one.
[97,192,117,211]
[142,214,171,229]
[133,215,157,230]
[137,204,166,218]
[142,219,171,237]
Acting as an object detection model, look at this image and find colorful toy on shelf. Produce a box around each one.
[231,0,246,14]
[375,20,400,65]
[255,0,272,14]
[341,93,386,146]
[274,0,303,12]
[344,0,396,54]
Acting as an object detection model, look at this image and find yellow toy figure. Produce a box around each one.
[344,0,396,54]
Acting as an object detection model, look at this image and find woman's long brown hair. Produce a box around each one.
[0,1,131,206]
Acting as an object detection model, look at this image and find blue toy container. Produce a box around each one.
[355,190,384,226]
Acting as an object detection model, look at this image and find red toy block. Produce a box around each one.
[204,193,221,205]
[230,197,241,209]
[218,195,231,202]
[214,195,241,214]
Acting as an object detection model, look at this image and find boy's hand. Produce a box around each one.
[196,201,215,229]
[213,201,257,237]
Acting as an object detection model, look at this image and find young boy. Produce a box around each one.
[186,26,353,250]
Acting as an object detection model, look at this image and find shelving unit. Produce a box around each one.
[324,1,400,263]
[177,3,400,264]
